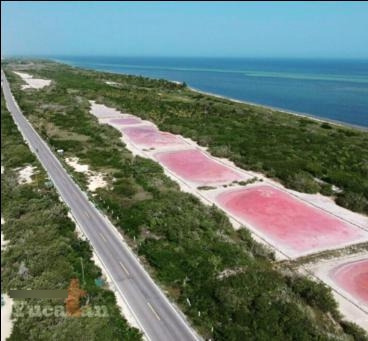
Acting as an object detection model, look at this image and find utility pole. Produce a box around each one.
[80,257,85,285]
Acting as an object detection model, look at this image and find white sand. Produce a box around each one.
[90,102,368,260]
[203,184,368,259]
[303,253,368,330]
[16,165,37,184]
[65,157,107,192]
[65,157,89,173]
[1,216,13,341]
[217,267,245,280]
[1,216,8,252]
[1,294,14,341]
[87,173,107,192]
[89,101,126,119]
[1,233,9,251]
[89,103,286,260]
[13,71,51,90]
[89,103,367,227]
[98,117,149,132]
[108,108,367,230]
[105,81,120,86]
[287,189,368,231]
[190,147,368,229]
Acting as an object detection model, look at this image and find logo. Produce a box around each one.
[65,278,87,317]
[10,278,109,318]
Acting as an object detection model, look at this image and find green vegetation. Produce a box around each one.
[285,275,338,313]
[234,177,260,186]
[1,91,141,340]
[2,60,368,340]
[11,59,367,213]
[8,59,367,214]
[197,185,217,190]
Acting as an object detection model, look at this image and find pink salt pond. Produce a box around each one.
[121,125,186,148]
[109,117,142,125]
[154,149,244,185]
[215,185,365,257]
[330,259,368,306]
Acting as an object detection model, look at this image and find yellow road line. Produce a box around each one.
[147,302,161,320]
[119,261,130,276]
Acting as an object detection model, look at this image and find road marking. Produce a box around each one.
[147,302,161,321]
[119,261,130,276]
[84,210,90,218]
[2,72,200,341]
[99,233,107,242]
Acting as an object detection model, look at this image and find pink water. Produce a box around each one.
[216,185,363,254]
[110,117,142,125]
[154,149,244,184]
[121,125,186,148]
[330,259,368,305]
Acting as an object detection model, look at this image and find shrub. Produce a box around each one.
[286,276,338,315]
[340,321,368,341]
[286,172,321,193]
[336,191,368,214]
[320,183,334,196]
[320,122,332,129]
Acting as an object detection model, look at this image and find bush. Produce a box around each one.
[1,90,141,341]
[287,276,338,315]
[340,321,368,341]
[320,183,334,196]
[3,60,366,340]
[336,191,368,214]
[286,172,321,193]
[320,122,332,129]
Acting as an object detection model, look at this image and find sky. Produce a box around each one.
[1,1,368,58]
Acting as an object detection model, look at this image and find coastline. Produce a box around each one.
[50,58,368,132]
[187,86,368,132]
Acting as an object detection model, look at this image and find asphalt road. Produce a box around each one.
[1,70,199,341]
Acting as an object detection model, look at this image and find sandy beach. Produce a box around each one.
[187,85,368,132]
[65,64,368,131]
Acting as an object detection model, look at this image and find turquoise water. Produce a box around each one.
[54,57,368,127]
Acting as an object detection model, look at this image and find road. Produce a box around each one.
[1,70,199,341]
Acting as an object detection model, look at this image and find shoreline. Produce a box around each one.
[50,58,368,131]
[187,86,368,132]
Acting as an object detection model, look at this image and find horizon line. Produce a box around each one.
[2,54,368,61]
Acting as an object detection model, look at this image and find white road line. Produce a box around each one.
[99,233,107,242]
[2,71,200,341]
[147,302,161,321]
[119,261,130,275]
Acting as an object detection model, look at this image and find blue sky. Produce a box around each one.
[2,1,368,58]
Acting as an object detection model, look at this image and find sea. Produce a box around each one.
[52,56,368,128]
